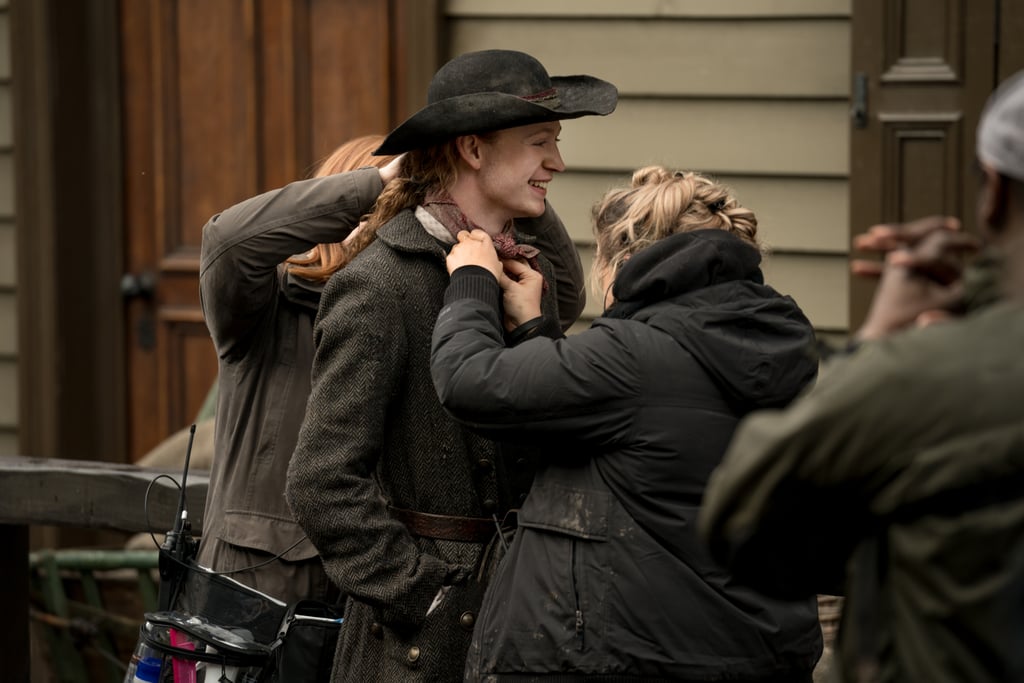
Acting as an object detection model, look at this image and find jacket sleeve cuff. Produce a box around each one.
[444,265,501,311]
[504,315,562,346]
[350,166,385,214]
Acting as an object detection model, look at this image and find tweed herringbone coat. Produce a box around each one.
[286,208,561,683]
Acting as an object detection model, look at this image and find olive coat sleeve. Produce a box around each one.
[699,308,1024,599]
[199,167,384,360]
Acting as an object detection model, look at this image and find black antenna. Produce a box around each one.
[173,423,196,537]
[158,423,199,610]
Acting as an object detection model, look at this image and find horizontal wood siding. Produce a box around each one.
[449,18,850,98]
[0,1,15,453]
[552,172,849,253]
[445,1,851,333]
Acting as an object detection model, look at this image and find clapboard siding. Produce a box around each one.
[574,242,847,331]
[556,99,849,175]
[445,2,851,334]
[761,253,849,330]
[446,0,850,19]
[449,19,850,99]
[548,173,849,253]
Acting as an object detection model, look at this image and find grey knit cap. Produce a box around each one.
[977,70,1024,182]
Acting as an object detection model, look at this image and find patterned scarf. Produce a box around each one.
[422,190,547,290]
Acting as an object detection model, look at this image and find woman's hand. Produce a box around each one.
[446,229,502,280]
[379,153,405,184]
[500,258,543,332]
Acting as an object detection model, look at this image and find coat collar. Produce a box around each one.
[376,208,450,262]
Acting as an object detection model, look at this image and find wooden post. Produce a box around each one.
[0,524,29,682]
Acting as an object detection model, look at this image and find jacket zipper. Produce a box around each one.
[571,539,584,651]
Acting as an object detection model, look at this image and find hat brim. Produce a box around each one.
[374,75,618,155]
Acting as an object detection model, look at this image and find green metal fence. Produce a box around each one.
[29,549,160,683]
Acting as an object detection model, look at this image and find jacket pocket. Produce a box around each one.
[516,483,613,541]
[516,483,612,657]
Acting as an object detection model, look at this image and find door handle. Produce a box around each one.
[851,72,869,129]
[121,271,157,350]
[120,271,157,300]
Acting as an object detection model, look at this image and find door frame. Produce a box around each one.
[13,0,126,469]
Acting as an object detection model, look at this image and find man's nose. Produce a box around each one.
[546,144,566,173]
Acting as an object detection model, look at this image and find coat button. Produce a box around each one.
[370,622,383,638]
[459,611,475,631]
[477,458,493,473]
[515,458,529,469]
[482,499,497,514]
[407,646,421,664]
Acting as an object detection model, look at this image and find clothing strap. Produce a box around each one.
[388,506,517,544]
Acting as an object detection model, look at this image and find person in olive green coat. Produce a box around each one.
[285,50,617,682]
[700,70,1024,683]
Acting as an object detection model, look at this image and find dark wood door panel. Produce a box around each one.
[880,115,964,221]
[880,0,964,82]
[848,0,997,328]
[120,0,437,459]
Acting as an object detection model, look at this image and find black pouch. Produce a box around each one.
[171,560,289,645]
[266,599,344,682]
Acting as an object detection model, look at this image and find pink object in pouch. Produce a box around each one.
[169,628,198,683]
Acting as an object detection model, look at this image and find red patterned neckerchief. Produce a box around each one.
[422,190,547,290]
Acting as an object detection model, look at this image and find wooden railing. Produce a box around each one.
[0,455,209,682]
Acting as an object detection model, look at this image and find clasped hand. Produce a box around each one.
[853,216,980,340]
[447,229,544,332]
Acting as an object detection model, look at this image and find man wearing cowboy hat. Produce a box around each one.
[286,50,617,682]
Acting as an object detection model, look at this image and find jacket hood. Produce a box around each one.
[605,229,817,411]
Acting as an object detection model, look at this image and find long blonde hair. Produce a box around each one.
[284,134,398,281]
[591,165,760,297]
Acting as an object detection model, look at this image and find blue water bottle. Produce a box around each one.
[132,656,162,683]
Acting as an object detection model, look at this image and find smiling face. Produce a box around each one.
[474,121,566,222]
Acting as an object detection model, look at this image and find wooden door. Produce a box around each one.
[848,0,1001,328]
[118,0,439,459]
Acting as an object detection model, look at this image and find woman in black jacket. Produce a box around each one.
[431,166,823,682]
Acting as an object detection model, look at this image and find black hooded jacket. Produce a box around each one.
[431,229,823,682]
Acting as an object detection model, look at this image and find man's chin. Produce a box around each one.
[514,204,547,220]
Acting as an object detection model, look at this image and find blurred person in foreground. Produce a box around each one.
[700,70,1024,682]
[432,166,823,681]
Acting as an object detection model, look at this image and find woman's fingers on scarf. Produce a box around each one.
[501,258,531,279]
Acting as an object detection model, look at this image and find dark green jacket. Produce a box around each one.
[701,297,1024,683]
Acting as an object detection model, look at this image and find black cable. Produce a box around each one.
[142,474,308,576]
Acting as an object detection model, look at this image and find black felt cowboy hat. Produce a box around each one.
[374,49,618,155]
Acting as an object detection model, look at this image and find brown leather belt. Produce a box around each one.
[388,506,516,544]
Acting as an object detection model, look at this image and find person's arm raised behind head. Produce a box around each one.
[515,201,585,331]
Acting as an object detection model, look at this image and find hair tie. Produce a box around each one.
[708,199,726,213]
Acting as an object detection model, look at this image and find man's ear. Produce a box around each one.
[455,135,484,171]
[979,165,1009,234]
